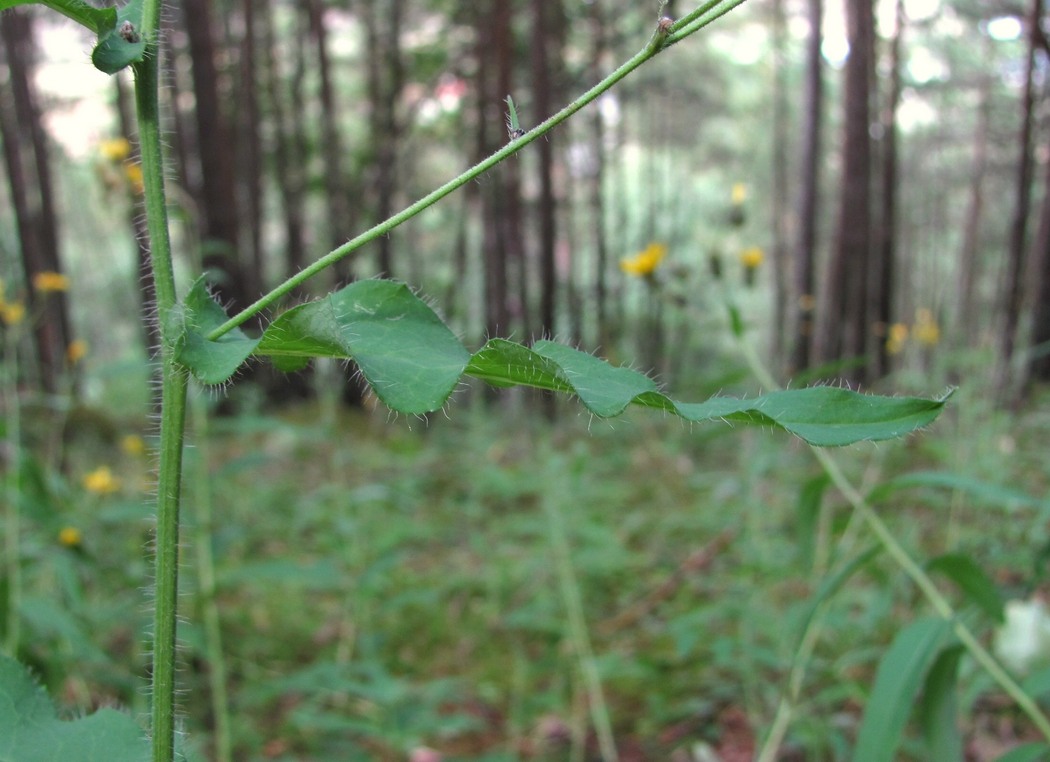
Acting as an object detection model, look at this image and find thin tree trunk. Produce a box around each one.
[183,0,245,309]
[769,0,790,368]
[956,36,993,349]
[364,0,405,278]
[817,0,873,385]
[587,1,610,349]
[238,0,264,297]
[791,0,823,375]
[0,8,73,394]
[531,0,562,340]
[997,0,1041,398]
[871,0,903,380]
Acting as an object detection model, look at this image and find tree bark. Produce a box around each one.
[0,8,74,394]
[871,0,904,380]
[769,0,790,368]
[790,0,823,375]
[587,1,611,350]
[997,0,1041,398]
[816,0,874,385]
[182,0,246,309]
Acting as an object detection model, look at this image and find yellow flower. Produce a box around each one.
[120,434,146,456]
[731,183,747,205]
[913,308,940,346]
[1,301,25,326]
[66,339,88,365]
[98,137,131,161]
[886,322,909,355]
[740,247,764,269]
[58,526,82,547]
[620,242,667,277]
[83,466,121,495]
[33,271,69,293]
[124,162,144,194]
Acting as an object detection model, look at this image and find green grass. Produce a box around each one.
[7,385,1050,760]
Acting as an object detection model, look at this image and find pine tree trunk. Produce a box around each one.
[790,0,823,375]
[0,8,74,395]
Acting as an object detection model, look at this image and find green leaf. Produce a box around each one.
[926,553,1005,623]
[793,545,881,648]
[994,744,1050,762]
[90,0,146,75]
[255,280,471,414]
[918,645,965,762]
[176,278,260,385]
[0,0,115,35]
[854,617,954,762]
[177,279,951,445]
[871,471,1050,514]
[0,653,149,762]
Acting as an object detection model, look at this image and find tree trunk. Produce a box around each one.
[238,0,265,298]
[790,0,823,375]
[870,0,903,380]
[997,0,1041,398]
[0,8,74,395]
[816,0,873,385]
[183,0,246,309]
[587,1,610,350]
[363,0,405,278]
[531,0,563,340]
[955,36,993,349]
[769,0,790,369]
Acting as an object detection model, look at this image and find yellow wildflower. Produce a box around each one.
[58,526,82,548]
[913,308,940,346]
[66,339,88,365]
[731,183,747,205]
[620,242,667,277]
[1,301,25,326]
[124,162,144,194]
[98,137,131,161]
[886,322,909,355]
[740,246,764,269]
[120,434,146,456]
[83,466,121,495]
[33,271,69,293]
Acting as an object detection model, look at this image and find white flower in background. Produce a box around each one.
[995,599,1050,675]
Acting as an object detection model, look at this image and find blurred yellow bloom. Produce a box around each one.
[124,162,144,194]
[66,339,88,364]
[740,246,764,269]
[1,301,25,326]
[731,183,747,205]
[886,322,909,355]
[33,271,69,293]
[58,526,82,547]
[620,242,667,277]
[120,434,146,456]
[83,466,121,495]
[98,137,131,161]
[913,308,940,346]
[798,293,816,311]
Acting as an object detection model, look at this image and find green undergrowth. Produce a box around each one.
[8,392,1050,760]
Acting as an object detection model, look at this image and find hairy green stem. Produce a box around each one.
[725,299,1050,747]
[207,0,749,341]
[133,3,188,760]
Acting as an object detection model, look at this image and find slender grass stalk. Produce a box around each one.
[188,392,232,762]
[206,0,751,341]
[132,3,189,760]
[542,461,618,762]
[3,328,21,656]
[724,298,1050,748]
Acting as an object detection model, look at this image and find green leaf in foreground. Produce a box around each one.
[91,0,146,74]
[177,278,951,444]
[0,0,115,35]
[854,617,954,762]
[0,653,149,762]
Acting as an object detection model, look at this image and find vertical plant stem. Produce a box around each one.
[3,329,21,656]
[133,3,189,760]
[543,462,619,762]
